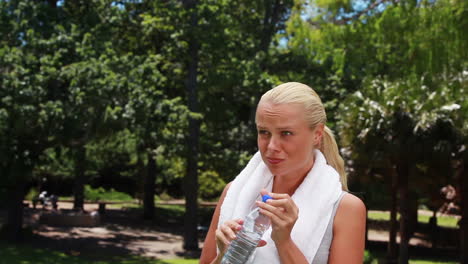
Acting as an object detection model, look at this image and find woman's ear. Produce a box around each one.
[314,123,325,146]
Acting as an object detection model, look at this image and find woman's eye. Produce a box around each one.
[258,130,270,135]
[282,131,293,136]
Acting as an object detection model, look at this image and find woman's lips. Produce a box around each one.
[267,158,284,165]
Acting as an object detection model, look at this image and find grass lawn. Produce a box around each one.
[417,214,459,228]
[0,242,198,264]
[409,260,458,264]
[368,210,393,221]
[368,211,459,228]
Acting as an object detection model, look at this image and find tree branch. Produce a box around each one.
[307,0,399,27]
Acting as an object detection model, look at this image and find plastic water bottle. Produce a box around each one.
[221,194,273,264]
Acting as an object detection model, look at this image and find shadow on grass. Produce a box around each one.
[0,205,211,263]
[0,242,197,264]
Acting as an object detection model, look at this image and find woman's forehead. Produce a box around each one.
[256,102,307,126]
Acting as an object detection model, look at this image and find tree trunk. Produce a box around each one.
[259,0,282,53]
[407,192,418,239]
[143,154,156,220]
[398,162,410,264]
[73,145,86,211]
[429,209,438,249]
[459,159,467,263]
[387,167,398,263]
[47,0,57,8]
[5,175,26,242]
[183,0,200,251]
[135,148,145,204]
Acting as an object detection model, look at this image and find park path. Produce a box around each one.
[32,224,186,259]
[24,202,438,260]
[26,202,190,260]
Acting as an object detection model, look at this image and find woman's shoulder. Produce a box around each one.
[339,192,366,211]
[334,192,366,228]
[328,192,366,263]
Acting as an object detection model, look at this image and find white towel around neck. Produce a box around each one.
[218,149,343,263]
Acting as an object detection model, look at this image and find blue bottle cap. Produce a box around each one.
[262,194,273,203]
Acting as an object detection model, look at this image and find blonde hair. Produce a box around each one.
[258,82,348,191]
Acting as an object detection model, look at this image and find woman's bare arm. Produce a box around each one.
[199,182,231,264]
[328,193,366,264]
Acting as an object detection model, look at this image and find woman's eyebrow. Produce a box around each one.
[256,126,294,130]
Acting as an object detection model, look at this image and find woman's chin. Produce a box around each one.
[267,166,285,176]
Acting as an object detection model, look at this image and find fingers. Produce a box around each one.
[256,192,299,232]
[223,221,242,240]
[260,189,269,196]
[215,228,232,247]
[235,219,244,225]
[268,199,298,216]
[268,192,290,200]
[215,219,244,252]
[256,200,287,221]
[258,206,286,227]
[256,197,297,217]
[257,240,267,247]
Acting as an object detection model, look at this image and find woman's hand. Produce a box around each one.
[215,219,243,254]
[215,218,268,257]
[256,190,299,245]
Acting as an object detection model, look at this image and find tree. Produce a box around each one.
[0,0,66,241]
[339,73,467,262]
[123,56,190,220]
[181,0,201,251]
[286,0,466,261]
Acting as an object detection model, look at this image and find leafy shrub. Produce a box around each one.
[25,188,39,201]
[84,185,133,202]
[199,170,225,200]
[157,192,173,201]
[363,250,377,264]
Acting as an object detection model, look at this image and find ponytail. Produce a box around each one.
[320,126,348,191]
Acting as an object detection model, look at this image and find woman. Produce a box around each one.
[200,82,366,264]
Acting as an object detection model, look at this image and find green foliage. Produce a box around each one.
[409,260,457,264]
[339,73,466,190]
[86,130,139,180]
[288,0,468,80]
[1,3,466,253]
[198,170,226,200]
[0,0,300,203]
[84,185,133,202]
[363,250,377,264]
[25,188,39,201]
[34,147,74,179]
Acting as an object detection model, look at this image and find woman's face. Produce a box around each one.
[256,101,323,179]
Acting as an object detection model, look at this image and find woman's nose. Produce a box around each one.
[267,135,280,152]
